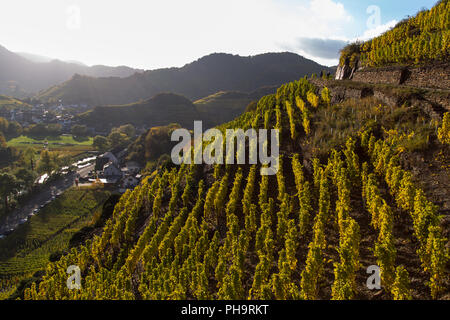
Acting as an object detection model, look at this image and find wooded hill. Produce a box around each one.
[36,53,332,106]
[78,86,278,132]
[77,93,202,131]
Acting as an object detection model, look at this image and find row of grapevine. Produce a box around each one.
[362,131,448,298]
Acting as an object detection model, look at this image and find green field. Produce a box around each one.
[8,134,93,147]
[0,187,111,297]
[7,134,94,157]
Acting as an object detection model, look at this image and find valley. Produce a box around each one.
[0,0,448,303]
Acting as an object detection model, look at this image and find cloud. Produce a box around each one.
[0,0,356,69]
[359,20,398,41]
[292,38,348,60]
[281,18,399,66]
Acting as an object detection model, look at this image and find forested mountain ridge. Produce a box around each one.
[36,52,332,106]
[0,45,141,98]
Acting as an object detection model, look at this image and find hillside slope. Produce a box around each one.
[0,45,141,97]
[77,93,202,131]
[22,75,450,300]
[18,2,449,301]
[194,86,278,126]
[0,95,31,110]
[336,0,449,81]
[36,53,332,106]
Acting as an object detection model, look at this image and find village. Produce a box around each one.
[85,150,142,193]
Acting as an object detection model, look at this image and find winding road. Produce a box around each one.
[0,163,95,235]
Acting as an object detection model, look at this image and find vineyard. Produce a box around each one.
[340,0,449,68]
[0,187,111,298]
[21,74,450,300]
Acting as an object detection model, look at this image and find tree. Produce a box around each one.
[14,168,36,192]
[108,131,128,149]
[7,121,22,137]
[71,124,88,137]
[0,117,9,134]
[47,124,62,136]
[93,135,109,152]
[38,150,54,175]
[26,123,48,137]
[0,132,7,148]
[22,147,37,171]
[0,173,20,212]
[117,124,136,138]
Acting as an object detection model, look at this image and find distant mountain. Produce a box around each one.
[77,93,203,131]
[16,52,54,64]
[0,45,143,97]
[37,52,333,105]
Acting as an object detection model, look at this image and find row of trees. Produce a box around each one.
[93,124,136,152]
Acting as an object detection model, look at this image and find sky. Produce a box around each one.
[0,0,439,69]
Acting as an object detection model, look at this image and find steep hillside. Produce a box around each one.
[0,95,31,110]
[36,53,332,106]
[336,0,449,81]
[0,44,141,97]
[77,93,203,131]
[194,86,277,126]
[17,2,449,301]
[22,76,449,300]
[332,0,449,118]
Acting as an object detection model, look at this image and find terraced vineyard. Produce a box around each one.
[0,187,111,298]
[22,75,449,300]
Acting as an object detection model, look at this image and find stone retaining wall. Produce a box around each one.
[351,63,449,90]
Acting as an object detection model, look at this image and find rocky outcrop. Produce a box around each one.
[335,63,352,80]
[335,58,360,81]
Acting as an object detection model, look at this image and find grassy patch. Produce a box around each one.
[7,135,94,156]
[7,135,93,147]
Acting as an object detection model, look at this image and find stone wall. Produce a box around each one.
[352,67,405,85]
[423,91,450,113]
[350,63,450,90]
[403,64,450,89]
